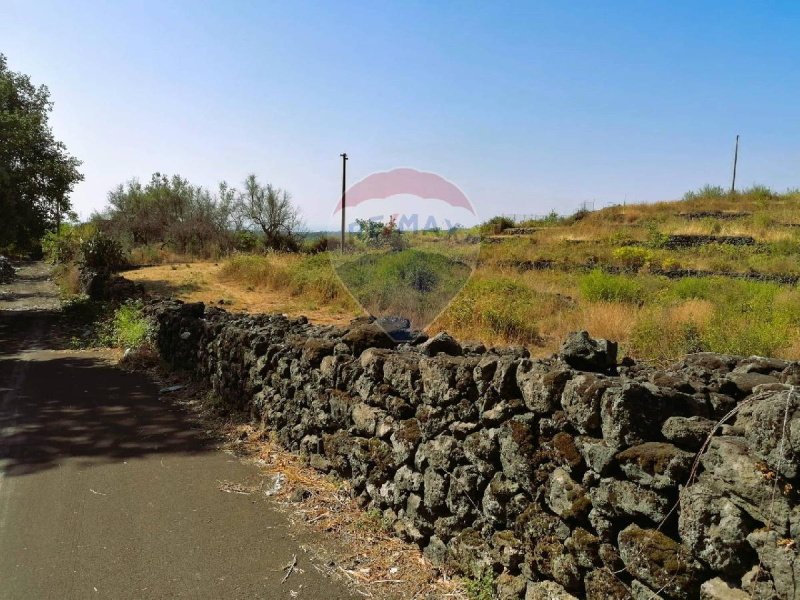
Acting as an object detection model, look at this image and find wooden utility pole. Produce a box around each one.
[731,135,739,194]
[340,153,348,252]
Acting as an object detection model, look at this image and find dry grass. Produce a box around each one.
[125,261,357,326]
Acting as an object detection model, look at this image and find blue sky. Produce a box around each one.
[2,1,798,225]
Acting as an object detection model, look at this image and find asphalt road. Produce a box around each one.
[0,263,355,599]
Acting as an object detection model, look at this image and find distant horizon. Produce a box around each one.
[3,1,798,223]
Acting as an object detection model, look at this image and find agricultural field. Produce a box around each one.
[126,186,800,364]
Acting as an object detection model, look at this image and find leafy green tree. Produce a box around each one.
[98,173,238,256]
[0,54,83,253]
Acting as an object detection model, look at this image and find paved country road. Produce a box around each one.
[0,263,355,599]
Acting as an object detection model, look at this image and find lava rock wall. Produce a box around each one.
[149,299,800,600]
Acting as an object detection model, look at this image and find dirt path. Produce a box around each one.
[0,263,356,599]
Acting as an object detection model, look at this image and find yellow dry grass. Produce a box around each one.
[125,262,356,326]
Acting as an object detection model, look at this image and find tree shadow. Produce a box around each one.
[0,312,212,478]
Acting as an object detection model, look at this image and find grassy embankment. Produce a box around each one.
[165,186,800,363]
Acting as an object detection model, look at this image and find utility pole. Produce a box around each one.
[340,153,348,252]
[731,135,739,194]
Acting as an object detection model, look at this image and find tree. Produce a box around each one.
[0,54,83,253]
[237,174,302,251]
[97,173,239,256]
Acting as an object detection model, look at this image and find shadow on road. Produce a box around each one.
[0,299,211,478]
[0,352,211,478]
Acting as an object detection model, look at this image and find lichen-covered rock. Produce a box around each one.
[342,323,396,354]
[546,468,590,520]
[576,436,617,475]
[662,415,717,450]
[419,331,462,356]
[496,572,527,600]
[561,373,613,434]
[415,435,462,471]
[584,569,631,600]
[565,527,600,568]
[525,581,579,600]
[616,442,693,490]
[447,528,491,578]
[701,437,793,533]
[601,382,669,449]
[463,427,499,476]
[735,389,800,479]
[618,525,702,600]
[590,478,670,523]
[517,360,572,414]
[726,372,781,396]
[482,473,522,527]
[746,529,800,600]
[679,481,755,576]
[499,417,538,493]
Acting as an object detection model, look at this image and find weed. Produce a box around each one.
[463,568,495,600]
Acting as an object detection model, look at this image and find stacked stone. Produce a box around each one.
[149,300,800,600]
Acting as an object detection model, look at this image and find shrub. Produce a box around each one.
[233,230,260,252]
[683,185,727,202]
[80,233,126,272]
[612,246,654,270]
[578,270,646,303]
[644,224,670,249]
[41,222,96,265]
[480,216,515,235]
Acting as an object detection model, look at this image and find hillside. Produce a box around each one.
[127,186,800,363]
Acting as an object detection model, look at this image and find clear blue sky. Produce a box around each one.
[2,1,799,224]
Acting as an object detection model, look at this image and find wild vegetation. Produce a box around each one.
[188,184,800,363]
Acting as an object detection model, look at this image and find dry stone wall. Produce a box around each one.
[148,299,800,600]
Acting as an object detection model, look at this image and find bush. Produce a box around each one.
[480,216,515,235]
[79,233,126,272]
[683,185,727,202]
[579,270,646,303]
[41,223,96,265]
[612,246,654,270]
[232,230,260,252]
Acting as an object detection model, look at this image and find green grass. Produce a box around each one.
[578,270,648,303]
[335,249,472,328]
[463,569,495,600]
[112,301,152,348]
